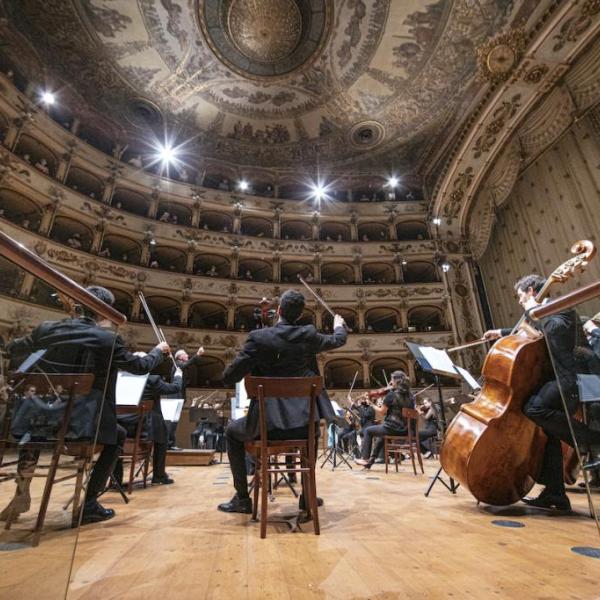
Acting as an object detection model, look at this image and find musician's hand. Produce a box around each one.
[157,341,170,354]
[197,346,205,356]
[334,314,346,330]
[483,329,502,340]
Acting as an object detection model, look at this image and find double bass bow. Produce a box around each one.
[440,240,595,506]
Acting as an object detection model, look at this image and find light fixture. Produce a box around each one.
[387,176,399,188]
[41,91,55,105]
[442,262,451,273]
[149,238,157,246]
[238,180,249,192]
[401,259,407,266]
[157,144,176,164]
[432,217,442,226]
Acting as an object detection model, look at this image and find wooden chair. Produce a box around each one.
[0,373,95,546]
[117,400,154,494]
[384,408,424,476]
[244,375,322,539]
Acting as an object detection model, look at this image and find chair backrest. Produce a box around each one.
[402,407,419,421]
[12,373,95,397]
[244,376,323,458]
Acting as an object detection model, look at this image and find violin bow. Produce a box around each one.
[138,292,178,370]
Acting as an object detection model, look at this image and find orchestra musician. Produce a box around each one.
[355,370,415,469]
[483,274,600,510]
[416,397,439,458]
[0,286,170,524]
[217,289,347,514]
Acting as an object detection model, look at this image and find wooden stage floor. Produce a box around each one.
[1,458,599,599]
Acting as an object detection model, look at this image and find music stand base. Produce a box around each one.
[424,466,459,497]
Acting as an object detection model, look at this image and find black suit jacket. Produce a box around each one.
[170,353,202,399]
[119,373,182,443]
[7,317,164,444]
[223,319,347,437]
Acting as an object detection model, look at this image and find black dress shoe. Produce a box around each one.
[217,494,252,514]
[81,501,116,524]
[298,494,324,510]
[152,475,174,485]
[522,492,571,511]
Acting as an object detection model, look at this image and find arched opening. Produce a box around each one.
[187,355,225,388]
[111,289,133,320]
[238,258,271,282]
[65,166,104,199]
[200,211,233,233]
[157,201,192,226]
[150,246,186,272]
[77,124,114,155]
[100,234,142,264]
[252,180,275,197]
[144,296,180,326]
[352,188,384,202]
[321,263,354,284]
[323,308,358,333]
[0,255,23,296]
[325,359,364,389]
[189,301,227,329]
[320,222,350,242]
[370,358,408,387]
[0,189,42,230]
[281,261,313,284]
[194,254,230,278]
[29,279,62,308]
[281,220,312,241]
[362,262,395,285]
[358,222,388,242]
[396,220,430,241]
[49,216,93,251]
[408,306,446,332]
[240,216,273,238]
[365,307,400,333]
[112,188,149,217]
[235,304,261,332]
[278,183,306,200]
[14,134,57,177]
[403,261,440,283]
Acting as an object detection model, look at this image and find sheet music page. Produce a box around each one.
[419,346,458,376]
[115,372,149,406]
[455,366,481,390]
[161,398,184,421]
[577,374,600,402]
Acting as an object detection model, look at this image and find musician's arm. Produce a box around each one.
[222,333,259,385]
[111,335,164,374]
[310,325,347,353]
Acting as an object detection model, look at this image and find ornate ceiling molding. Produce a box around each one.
[431,0,600,238]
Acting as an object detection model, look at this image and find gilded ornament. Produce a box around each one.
[477,29,527,84]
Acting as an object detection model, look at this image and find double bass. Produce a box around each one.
[440,241,595,506]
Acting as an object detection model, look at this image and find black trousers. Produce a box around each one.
[337,425,355,451]
[225,416,309,498]
[418,424,438,453]
[153,442,167,478]
[361,422,406,461]
[86,425,126,504]
[523,380,600,494]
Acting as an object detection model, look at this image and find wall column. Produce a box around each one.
[90,226,105,254]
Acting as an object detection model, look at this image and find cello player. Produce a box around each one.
[484,274,600,510]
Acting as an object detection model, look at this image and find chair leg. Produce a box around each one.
[409,445,417,475]
[416,444,424,474]
[384,438,389,474]
[142,450,151,488]
[252,459,259,521]
[32,448,61,546]
[260,456,269,539]
[309,458,320,535]
[71,459,86,527]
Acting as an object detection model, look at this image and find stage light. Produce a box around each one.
[387,176,399,188]
[41,91,55,105]
[157,144,176,164]
[238,180,249,191]
[149,238,156,246]
[401,259,407,266]
[442,263,451,273]
[432,217,442,226]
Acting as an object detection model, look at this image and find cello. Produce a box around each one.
[440,241,595,506]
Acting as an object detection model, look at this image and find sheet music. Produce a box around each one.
[577,374,600,402]
[161,398,184,422]
[455,366,481,390]
[419,346,458,377]
[115,372,149,406]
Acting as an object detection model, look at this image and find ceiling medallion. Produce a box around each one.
[476,29,527,84]
[348,121,385,150]
[197,0,331,80]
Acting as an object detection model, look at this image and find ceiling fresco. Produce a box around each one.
[0,0,527,175]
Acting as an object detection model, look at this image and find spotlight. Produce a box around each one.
[387,176,399,188]
[442,263,451,273]
[157,144,176,164]
[41,91,55,105]
[432,217,442,226]
[238,180,249,192]
[149,238,157,246]
[313,185,325,201]
[401,259,407,266]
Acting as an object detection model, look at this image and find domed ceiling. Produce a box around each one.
[0,0,528,176]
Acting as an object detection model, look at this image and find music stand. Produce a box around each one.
[406,342,478,497]
[320,413,353,471]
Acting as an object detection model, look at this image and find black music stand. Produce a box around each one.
[320,415,353,471]
[405,342,468,496]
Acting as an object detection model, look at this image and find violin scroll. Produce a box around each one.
[548,240,596,284]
